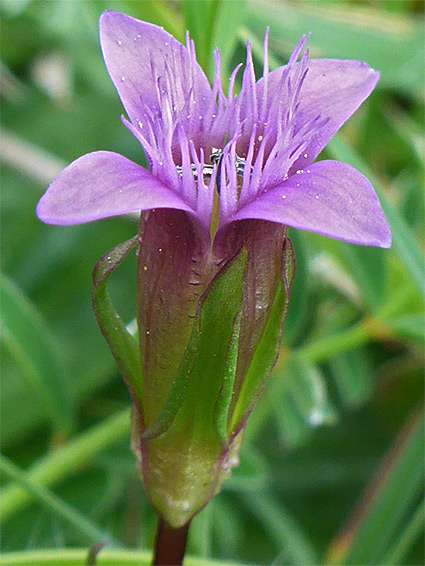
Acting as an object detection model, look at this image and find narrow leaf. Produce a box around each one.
[0,548,245,566]
[328,410,424,565]
[240,492,319,566]
[183,0,219,74]
[0,274,72,436]
[0,454,116,546]
[0,408,130,522]
[213,0,247,79]
[381,499,425,566]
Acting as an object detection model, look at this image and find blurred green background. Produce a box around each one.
[1,1,424,565]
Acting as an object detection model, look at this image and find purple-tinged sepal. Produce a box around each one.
[128,213,295,527]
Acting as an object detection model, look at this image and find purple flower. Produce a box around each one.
[36,11,391,527]
[37,10,390,249]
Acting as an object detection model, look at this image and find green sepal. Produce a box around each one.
[92,236,143,406]
[139,249,247,442]
[181,247,248,439]
[139,248,248,527]
[213,310,242,446]
[230,237,296,432]
[140,324,200,441]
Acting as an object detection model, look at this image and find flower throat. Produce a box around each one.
[176,148,249,196]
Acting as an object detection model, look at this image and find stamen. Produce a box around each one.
[175,146,250,201]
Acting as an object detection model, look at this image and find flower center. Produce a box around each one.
[176,148,249,196]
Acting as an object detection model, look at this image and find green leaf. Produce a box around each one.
[0,548,244,566]
[0,408,130,522]
[381,499,425,566]
[92,236,143,405]
[183,0,220,74]
[183,0,247,79]
[0,454,117,546]
[141,248,247,444]
[122,0,184,42]
[240,492,319,566]
[212,0,247,79]
[0,274,72,436]
[329,410,424,565]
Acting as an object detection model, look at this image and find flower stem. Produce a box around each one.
[152,518,190,566]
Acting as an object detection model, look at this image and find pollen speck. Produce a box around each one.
[258,135,263,142]
[116,40,122,46]
[282,195,286,199]
[303,153,308,158]
[143,266,148,271]
[121,76,126,81]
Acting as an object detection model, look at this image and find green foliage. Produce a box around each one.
[1,0,423,564]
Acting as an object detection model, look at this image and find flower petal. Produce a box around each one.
[258,59,379,169]
[36,151,194,225]
[230,160,391,248]
[99,10,212,126]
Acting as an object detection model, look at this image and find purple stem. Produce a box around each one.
[152,518,190,566]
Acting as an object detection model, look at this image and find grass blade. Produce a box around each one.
[327,409,424,565]
[0,274,72,436]
[381,499,425,566]
[0,408,130,522]
[240,492,319,565]
[0,454,117,546]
